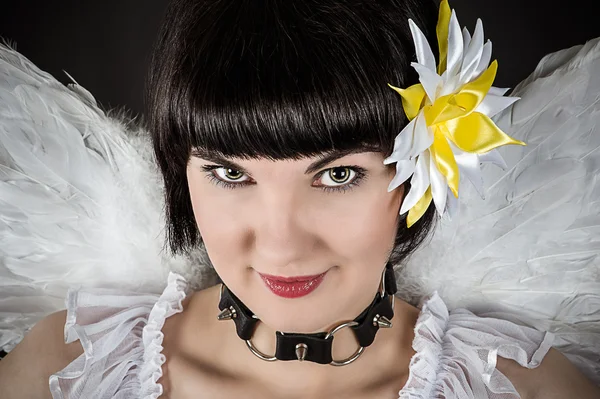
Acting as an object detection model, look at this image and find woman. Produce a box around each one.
[1,0,599,397]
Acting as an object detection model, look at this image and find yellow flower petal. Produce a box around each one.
[425,61,499,127]
[453,60,498,112]
[443,112,526,153]
[436,0,451,75]
[424,93,468,126]
[407,186,433,227]
[389,83,426,121]
[431,127,459,196]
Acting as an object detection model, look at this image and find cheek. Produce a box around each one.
[188,168,404,269]
[307,181,403,291]
[187,169,246,279]
[327,184,403,261]
[187,162,404,292]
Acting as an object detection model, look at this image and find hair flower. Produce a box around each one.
[385,0,525,227]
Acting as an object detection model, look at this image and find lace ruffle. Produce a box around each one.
[139,273,187,398]
[398,291,555,399]
[49,272,187,399]
[49,277,554,399]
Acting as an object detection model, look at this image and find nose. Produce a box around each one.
[252,188,317,268]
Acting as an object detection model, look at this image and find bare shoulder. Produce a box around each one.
[158,285,221,398]
[0,310,84,399]
[496,347,600,399]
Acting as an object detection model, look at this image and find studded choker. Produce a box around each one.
[217,262,397,366]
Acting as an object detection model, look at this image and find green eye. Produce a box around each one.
[224,168,244,180]
[318,167,357,187]
[202,164,366,194]
[314,166,366,193]
[211,167,250,183]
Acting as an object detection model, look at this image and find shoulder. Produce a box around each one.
[497,347,600,399]
[157,284,227,397]
[30,310,85,363]
[408,292,599,398]
[0,310,84,399]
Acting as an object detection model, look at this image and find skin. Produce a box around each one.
[181,149,600,398]
[182,150,417,396]
[186,150,404,334]
[2,150,599,398]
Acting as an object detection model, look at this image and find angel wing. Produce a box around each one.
[398,37,600,383]
[0,43,217,352]
[1,35,599,383]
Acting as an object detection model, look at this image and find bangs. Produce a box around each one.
[182,77,397,160]
[146,0,440,257]
[152,0,437,162]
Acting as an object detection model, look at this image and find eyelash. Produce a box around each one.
[200,165,367,193]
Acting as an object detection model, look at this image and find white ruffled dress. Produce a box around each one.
[48,272,554,399]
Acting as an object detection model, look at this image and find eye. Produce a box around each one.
[201,164,366,193]
[320,167,354,185]
[314,166,366,193]
[201,165,252,189]
[214,167,249,183]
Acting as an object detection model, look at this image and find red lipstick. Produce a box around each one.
[259,272,327,298]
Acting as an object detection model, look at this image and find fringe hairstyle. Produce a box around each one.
[146,0,439,266]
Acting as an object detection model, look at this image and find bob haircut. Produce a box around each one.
[146,0,439,267]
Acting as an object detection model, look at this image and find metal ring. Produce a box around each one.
[220,284,272,361]
[246,338,277,361]
[222,283,380,366]
[324,320,365,366]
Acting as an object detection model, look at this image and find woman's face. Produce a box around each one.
[186,150,404,332]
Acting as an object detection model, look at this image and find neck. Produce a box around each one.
[217,289,420,397]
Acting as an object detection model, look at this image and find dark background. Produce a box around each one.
[1,0,598,119]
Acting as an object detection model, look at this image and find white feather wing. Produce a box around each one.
[398,37,600,383]
[0,44,216,351]
[1,36,599,381]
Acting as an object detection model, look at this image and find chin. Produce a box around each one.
[253,294,360,334]
[230,266,375,332]
[248,269,342,332]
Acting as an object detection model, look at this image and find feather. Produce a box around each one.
[0,36,599,384]
[0,44,218,351]
[397,37,600,384]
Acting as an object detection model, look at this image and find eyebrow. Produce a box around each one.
[190,147,375,175]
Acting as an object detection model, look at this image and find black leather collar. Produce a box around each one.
[218,262,397,365]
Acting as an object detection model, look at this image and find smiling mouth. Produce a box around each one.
[258,271,327,298]
[258,272,326,282]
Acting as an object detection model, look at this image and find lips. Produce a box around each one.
[259,271,327,298]
[259,273,325,282]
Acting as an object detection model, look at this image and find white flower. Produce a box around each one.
[385,0,524,227]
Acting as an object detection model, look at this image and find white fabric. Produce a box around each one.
[49,273,188,399]
[399,292,554,399]
[1,34,599,386]
[49,273,554,399]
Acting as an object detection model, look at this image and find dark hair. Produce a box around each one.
[146,0,439,267]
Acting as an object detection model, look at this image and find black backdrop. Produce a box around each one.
[1,0,599,121]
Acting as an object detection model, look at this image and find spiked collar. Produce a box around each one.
[217,262,397,366]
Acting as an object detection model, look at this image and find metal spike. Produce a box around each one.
[373,314,392,329]
[217,306,237,321]
[295,343,308,361]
